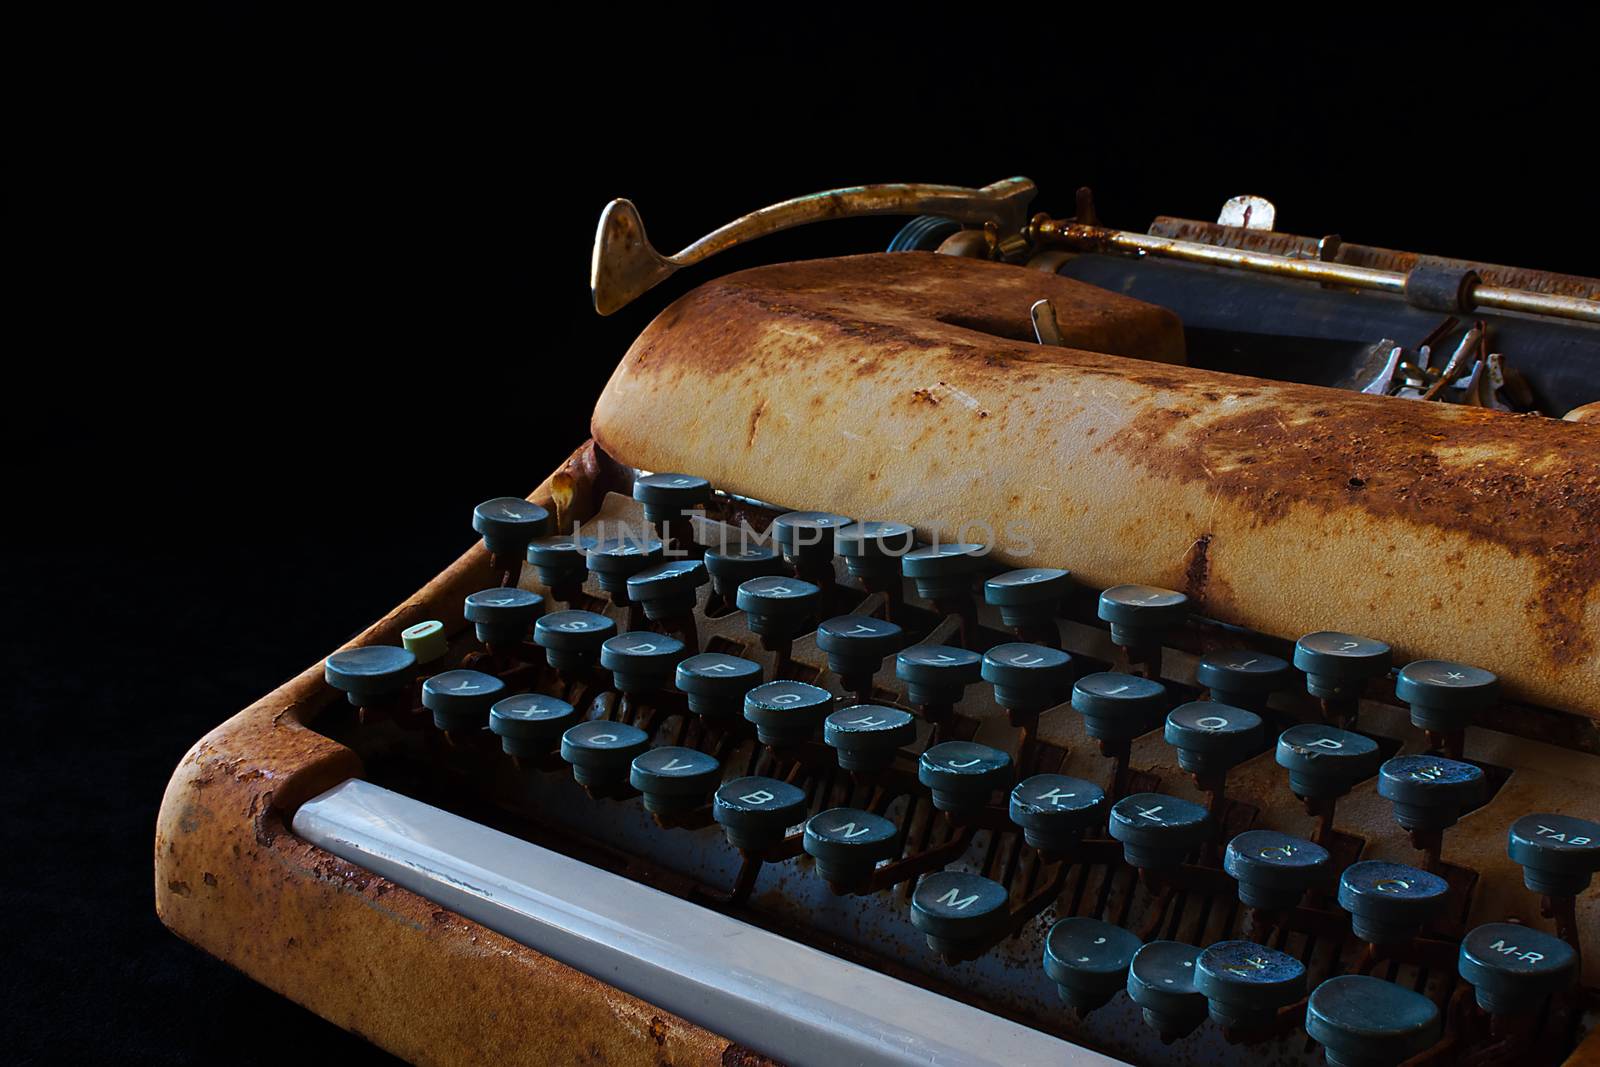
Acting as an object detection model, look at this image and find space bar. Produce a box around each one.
[293,779,1115,1067]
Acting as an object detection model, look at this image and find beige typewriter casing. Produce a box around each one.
[157,252,1600,1066]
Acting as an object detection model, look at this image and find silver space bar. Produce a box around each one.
[294,779,1116,1067]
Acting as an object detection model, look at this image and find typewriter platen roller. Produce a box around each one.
[157,178,1600,1066]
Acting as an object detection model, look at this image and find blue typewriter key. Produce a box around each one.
[982,643,1073,713]
[803,807,900,888]
[1395,660,1499,734]
[896,645,983,707]
[1223,830,1330,910]
[702,543,784,598]
[835,521,915,580]
[735,575,821,639]
[674,653,762,717]
[472,497,549,556]
[1376,755,1484,832]
[1293,631,1392,700]
[713,776,808,852]
[1164,701,1263,777]
[1043,917,1142,1014]
[911,871,1010,957]
[532,609,617,672]
[1195,651,1292,710]
[918,741,1012,814]
[488,693,577,755]
[743,680,833,745]
[1097,584,1188,648]
[984,567,1072,628]
[771,511,853,564]
[630,746,722,814]
[1109,793,1211,870]
[824,706,916,771]
[525,533,595,590]
[463,587,544,646]
[1072,672,1166,743]
[1275,723,1380,800]
[901,543,986,600]
[1507,813,1600,896]
[1127,941,1206,1040]
[1306,974,1440,1067]
[583,535,665,596]
[421,669,506,732]
[625,558,707,620]
[1194,939,1306,1031]
[325,645,416,703]
[815,614,904,685]
[559,720,649,788]
[632,472,711,525]
[599,631,685,695]
[1009,774,1106,851]
[400,620,449,667]
[1337,861,1449,945]
[1458,922,1576,1015]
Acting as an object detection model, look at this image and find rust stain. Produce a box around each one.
[746,398,768,447]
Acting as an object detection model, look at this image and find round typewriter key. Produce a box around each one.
[771,511,853,565]
[984,568,1072,628]
[1306,974,1440,1067]
[559,720,649,788]
[1507,813,1600,896]
[1109,793,1211,870]
[824,706,916,771]
[629,746,722,814]
[1127,941,1206,1040]
[815,614,904,684]
[532,609,617,672]
[1337,861,1449,945]
[599,631,685,695]
[911,871,1010,956]
[463,587,544,646]
[1043,917,1141,1014]
[1377,755,1484,832]
[1072,672,1166,743]
[835,521,915,581]
[325,645,416,703]
[473,497,549,556]
[1293,631,1392,700]
[1395,660,1499,734]
[803,807,900,887]
[1097,584,1188,649]
[901,543,986,600]
[399,620,449,666]
[713,776,807,852]
[1009,774,1106,851]
[1223,830,1330,910]
[632,472,711,525]
[918,741,1012,814]
[674,653,762,717]
[702,543,785,597]
[1194,939,1306,1031]
[583,535,665,595]
[982,643,1073,713]
[743,680,833,745]
[896,645,983,707]
[421,669,506,732]
[488,693,578,755]
[1458,922,1576,1015]
[1275,723,1380,800]
[525,533,595,590]
[1164,702,1263,777]
[735,575,822,639]
[626,558,707,620]
[1195,651,1292,710]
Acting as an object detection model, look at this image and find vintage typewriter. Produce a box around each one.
[157,177,1600,1066]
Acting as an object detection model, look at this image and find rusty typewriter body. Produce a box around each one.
[157,178,1600,1066]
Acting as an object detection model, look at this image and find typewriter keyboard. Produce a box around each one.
[308,478,1600,1066]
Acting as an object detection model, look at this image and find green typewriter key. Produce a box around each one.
[525,533,595,592]
[713,776,808,852]
[815,614,903,694]
[1507,813,1600,896]
[918,741,1012,815]
[325,645,416,706]
[1275,723,1380,800]
[559,720,649,788]
[1127,941,1206,1040]
[583,534,665,597]
[824,706,916,772]
[1194,651,1291,713]
[1109,792,1211,870]
[599,631,685,696]
[771,511,853,568]
[983,643,1073,713]
[1043,917,1141,1014]
[399,620,449,667]
[1395,659,1498,735]
[463,587,544,646]
[1097,584,1188,650]
[1457,922,1576,1015]
[1071,672,1166,744]
[674,653,762,717]
[896,645,983,708]
[629,746,722,815]
[421,669,505,732]
[1223,830,1330,910]
[910,871,1010,959]
[984,567,1072,629]
[1293,631,1392,701]
[632,472,711,526]
[1337,861,1449,945]
[1377,755,1484,832]
[743,680,833,746]
[472,497,549,557]
[1194,940,1306,1031]
[1009,774,1106,852]
[1306,974,1440,1067]
[803,807,900,889]
[532,609,616,673]
[1163,701,1263,778]
[488,693,577,756]
[901,543,986,601]
[625,558,707,621]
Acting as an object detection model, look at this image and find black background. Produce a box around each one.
[8,10,1593,1064]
